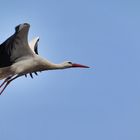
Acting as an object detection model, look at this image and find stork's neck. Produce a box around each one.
[45,62,66,70]
[38,57,67,70]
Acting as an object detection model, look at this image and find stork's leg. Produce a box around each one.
[0,75,20,95]
[0,76,13,88]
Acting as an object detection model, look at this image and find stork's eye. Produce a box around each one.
[68,62,72,64]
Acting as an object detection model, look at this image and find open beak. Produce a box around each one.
[72,63,90,68]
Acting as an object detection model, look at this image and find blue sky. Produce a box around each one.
[0,0,140,140]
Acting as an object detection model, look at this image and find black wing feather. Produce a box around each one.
[0,24,32,68]
[34,45,38,54]
[0,33,16,68]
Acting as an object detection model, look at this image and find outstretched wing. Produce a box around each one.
[0,23,34,68]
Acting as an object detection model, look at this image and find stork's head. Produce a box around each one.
[62,61,89,69]
[15,23,30,33]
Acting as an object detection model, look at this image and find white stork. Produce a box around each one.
[0,23,89,95]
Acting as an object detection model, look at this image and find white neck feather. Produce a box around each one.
[37,57,68,71]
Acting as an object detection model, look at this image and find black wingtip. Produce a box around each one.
[30,73,33,78]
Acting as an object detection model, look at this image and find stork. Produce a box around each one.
[0,23,89,95]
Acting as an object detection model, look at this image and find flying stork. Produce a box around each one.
[0,23,89,95]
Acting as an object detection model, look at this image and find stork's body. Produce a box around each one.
[0,23,89,94]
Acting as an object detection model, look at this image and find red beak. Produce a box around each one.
[72,63,90,68]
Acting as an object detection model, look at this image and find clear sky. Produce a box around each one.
[0,0,139,140]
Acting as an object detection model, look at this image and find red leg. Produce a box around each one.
[0,77,12,88]
[0,75,21,95]
[0,81,11,95]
